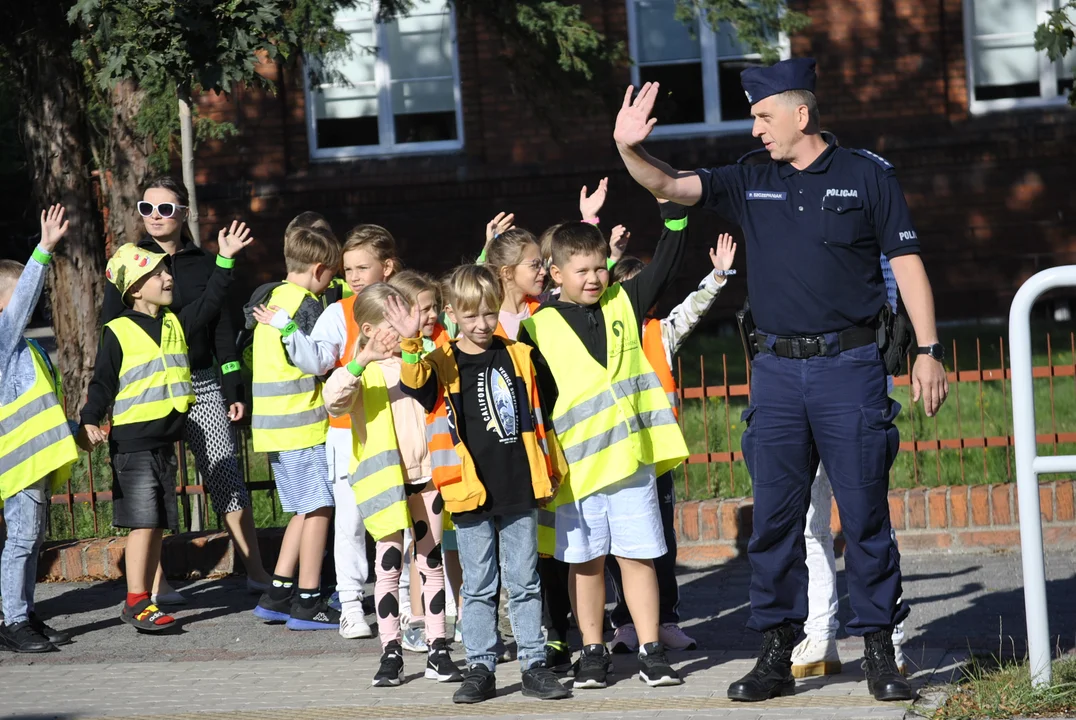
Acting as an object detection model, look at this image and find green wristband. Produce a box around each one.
[663,217,688,232]
[216,255,236,269]
[221,361,241,375]
[32,247,52,265]
[607,257,617,270]
[280,321,298,337]
[346,360,365,377]
[402,350,422,364]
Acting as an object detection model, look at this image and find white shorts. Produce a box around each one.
[554,465,667,564]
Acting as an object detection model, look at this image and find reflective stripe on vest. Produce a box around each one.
[521,285,688,503]
[107,312,194,426]
[349,362,410,540]
[642,317,679,419]
[251,282,329,452]
[329,295,360,430]
[0,343,79,500]
[426,395,462,489]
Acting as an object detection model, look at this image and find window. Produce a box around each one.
[625,0,786,136]
[963,0,1074,112]
[306,0,464,159]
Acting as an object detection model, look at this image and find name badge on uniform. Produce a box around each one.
[746,191,787,201]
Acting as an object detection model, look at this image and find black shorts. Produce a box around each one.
[111,447,179,531]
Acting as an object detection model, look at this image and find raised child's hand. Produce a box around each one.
[710,233,737,275]
[384,294,421,339]
[609,224,630,262]
[579,177,608,222]
[39,204,69,253]
[357,326,399,366]
[485,212,515,245]
[218,220,254,259]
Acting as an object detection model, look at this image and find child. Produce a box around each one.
[321,283,460,686]
[389,264,572,704]
[0,205,78,652]
[605,231,738,655]
[246,226,340,630]
[517,200,691,689]
[286,212,350,307]
[79,222,253,632]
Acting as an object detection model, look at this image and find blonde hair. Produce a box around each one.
[343,224,401,274]
[284,226,341,274]
[442,264,503,315]
[0,259,25,297]
[286,211,337,244]
[389,270,439,308]
[485,227,539,286]
[539,224,562,266]
[351,283,409,349]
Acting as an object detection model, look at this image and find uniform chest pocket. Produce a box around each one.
[820,194,868,246]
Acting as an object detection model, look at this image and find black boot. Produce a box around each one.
[727,625,796,702]
[863,628,913,701]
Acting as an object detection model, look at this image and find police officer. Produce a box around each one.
[612,58,949,702]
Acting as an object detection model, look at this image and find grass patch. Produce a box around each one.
[930,655,1076,720]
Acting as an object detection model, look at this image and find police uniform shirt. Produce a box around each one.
[696,140,920,336]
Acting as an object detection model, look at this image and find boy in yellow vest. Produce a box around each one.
[0,205,78,653]
[517,202,691,689]
[78,222,253,632]
[245,227,341,630]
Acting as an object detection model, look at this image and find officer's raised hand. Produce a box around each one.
[613,84,660,149]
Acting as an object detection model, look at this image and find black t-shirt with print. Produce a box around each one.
[453,340,536,520]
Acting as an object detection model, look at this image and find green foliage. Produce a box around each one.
[1035,0,1075,105]
[682,0,811,64]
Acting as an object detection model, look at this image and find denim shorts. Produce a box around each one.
[111,447,179,531]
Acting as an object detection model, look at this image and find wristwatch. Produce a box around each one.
[917,343,945,361]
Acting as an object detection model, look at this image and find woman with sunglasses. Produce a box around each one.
[101,176,271,602]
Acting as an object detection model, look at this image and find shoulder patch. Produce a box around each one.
[850,148,894,171]
[737,147,769,165]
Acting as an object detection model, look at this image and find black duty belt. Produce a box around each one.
[756,325,877,360]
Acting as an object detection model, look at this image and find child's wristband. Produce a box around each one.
[401,350,422,364]
[280,321,298,337]
[31,247,52,265]
[216,255,236,269]
[664,217,688,231]
[713,269,737,277]
[606,257,617,270]
[221,361,241,375]
[583,217,600,225]
[346,360,365,377]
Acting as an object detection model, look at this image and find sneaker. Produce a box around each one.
[286,596,341,631]
[373,642,405,687]
[573,643,612,689]
[452,664,496,704]
[544,641,573,674]
[638,642,683,687]
[29,613,71,646]
[659,623,697,651]
[252,592,292,623]
[791,635,842,678]
[246,578,270,595]
[339,607,374,639]
[611,623,638,654]
[150,589,188,606]
[426,638,464,682]
[493,638,515,663]
[522,661,572,699]
[401,620,428,653]
[453,618,463,644]
[328,590,341,611]
[0,621,55,653]
[120,599,175,633]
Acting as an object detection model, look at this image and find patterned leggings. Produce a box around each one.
[184,368,250,515]
[374,480,446,648]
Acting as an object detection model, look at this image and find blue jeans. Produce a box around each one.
[454,510,544,671]
[2,478,49,625]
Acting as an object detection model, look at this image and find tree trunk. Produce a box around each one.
[7,4,108,410]
[105,80,154,252]
[177,94,201,246]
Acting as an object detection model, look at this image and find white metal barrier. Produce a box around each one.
[1008,266,1076,688]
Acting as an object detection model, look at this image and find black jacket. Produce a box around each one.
[101,237,244,405]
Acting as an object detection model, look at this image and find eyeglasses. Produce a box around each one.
[517,260,544,272]
[137,201,188,219]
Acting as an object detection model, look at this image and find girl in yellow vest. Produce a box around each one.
[78,222,253,633]
[321,283,460,687]
[0,205,78,653]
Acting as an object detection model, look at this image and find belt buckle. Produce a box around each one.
[802,336,826,358]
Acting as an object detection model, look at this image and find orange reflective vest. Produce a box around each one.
[494,297,542,340]
[329,295,362,430]
[642,318,679,419]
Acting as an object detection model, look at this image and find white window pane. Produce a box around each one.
[391,78,455,115]
[972,0,1037,37]
[1062,49,1075,78]
[975,43,1040,86]
[386,1,453,80]
[634,0,701,64]
[316,84,378,119]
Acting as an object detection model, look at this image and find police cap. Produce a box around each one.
[741,58,817,105]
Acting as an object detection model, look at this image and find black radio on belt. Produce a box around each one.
[736,298,758,361]
[876,301,913,376]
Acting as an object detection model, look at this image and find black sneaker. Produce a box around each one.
[452,664,497,704]
[29,613,71,646]
[252,592,292,623]
[573,643,612,689]
[638,641,683,687]
[426,638,463,682]
[286,597,340,631]
[0,621,54,653]
[522,661,572,699]
[373,641,405,687]
[545,641,573,674]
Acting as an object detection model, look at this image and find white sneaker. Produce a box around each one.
[339,608,374,639]
[791,635,842,678]
[894,641,907,676]
[401,621,428,653]
[659,623,698,651]
[151,590,188,606]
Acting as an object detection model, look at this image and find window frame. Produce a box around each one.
[625,0,789,139]
[304,2,465,161]
[962,0,1072,115]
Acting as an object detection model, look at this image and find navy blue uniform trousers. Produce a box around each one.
[741,339,908,636]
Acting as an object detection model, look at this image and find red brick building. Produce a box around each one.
[193,0,1076,323]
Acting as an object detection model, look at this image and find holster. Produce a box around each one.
[876,302,913,376]
[736,298,758,361]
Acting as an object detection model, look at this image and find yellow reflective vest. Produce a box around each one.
[251,282,329,452]
[107,311,195,426]
[521,284,688,504]
[349,362,411,540]
[0,342,79,501]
